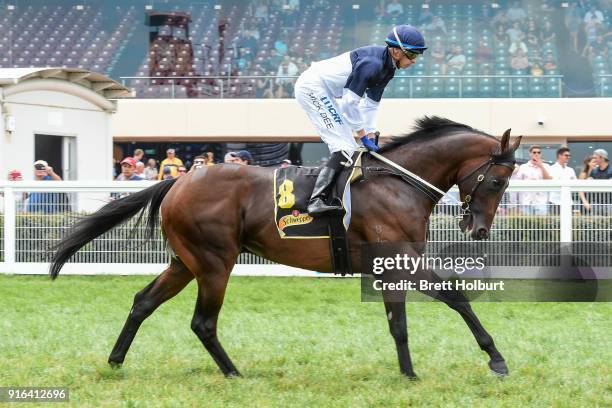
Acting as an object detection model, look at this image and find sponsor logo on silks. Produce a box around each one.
[278,209,314,230]
[307,92,335,129]
[319,96,343,125]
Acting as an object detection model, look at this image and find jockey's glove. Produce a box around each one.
[360,135,380,152]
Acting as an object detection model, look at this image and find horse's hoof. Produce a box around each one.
[108,360,123,369]
[402,371,419,380]
[489,359,509,376]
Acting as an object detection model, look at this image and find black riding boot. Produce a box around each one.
[307,167,341,215]
[307,151,346,215]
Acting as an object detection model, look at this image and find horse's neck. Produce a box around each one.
[379,133,496,192]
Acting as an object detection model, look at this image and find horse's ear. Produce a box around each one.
[511,135,523,151]
[500,128,511,151]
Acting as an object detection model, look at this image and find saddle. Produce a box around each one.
[273,152,364,275]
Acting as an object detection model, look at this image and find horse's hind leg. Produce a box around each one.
[418,269,508,376]
[108,258,193,367]
[190,256,240,377]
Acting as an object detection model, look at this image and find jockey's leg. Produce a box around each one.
[294,77,358,215]
[307,151,350,214]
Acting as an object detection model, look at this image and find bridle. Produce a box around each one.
[456,157,516,216]
[367,150,515,217]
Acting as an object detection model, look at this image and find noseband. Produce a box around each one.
[457,158,515,216]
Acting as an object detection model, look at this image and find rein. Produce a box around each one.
[366,150,514,217]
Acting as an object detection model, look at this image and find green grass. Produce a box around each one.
[0,275,610,407]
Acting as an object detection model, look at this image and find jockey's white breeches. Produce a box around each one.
[294,69,359,156]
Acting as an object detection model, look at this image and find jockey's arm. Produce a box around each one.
[340,58,385,138]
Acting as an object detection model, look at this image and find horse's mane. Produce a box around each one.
[379,116,498,153]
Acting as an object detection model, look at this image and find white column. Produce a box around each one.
[559,186,573,242]
[3,186,16,267]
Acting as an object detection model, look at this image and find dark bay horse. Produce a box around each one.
[50,117,521,378]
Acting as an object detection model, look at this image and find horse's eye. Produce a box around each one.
[491,179,503,189]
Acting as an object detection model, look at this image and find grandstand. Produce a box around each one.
[0,0,610,98]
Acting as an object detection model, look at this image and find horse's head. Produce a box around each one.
[457,129,522,240]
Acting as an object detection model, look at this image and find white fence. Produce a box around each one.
[1,180,611,276]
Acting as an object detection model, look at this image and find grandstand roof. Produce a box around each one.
[0,68,131,99]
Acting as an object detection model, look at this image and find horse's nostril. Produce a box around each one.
[477,228,489,239]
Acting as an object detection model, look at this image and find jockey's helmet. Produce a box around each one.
[384,25,427,55]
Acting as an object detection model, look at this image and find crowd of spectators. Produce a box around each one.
[507,144,612,215]
[563,1,610,58]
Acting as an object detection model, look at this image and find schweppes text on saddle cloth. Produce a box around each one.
[277,210,314,231]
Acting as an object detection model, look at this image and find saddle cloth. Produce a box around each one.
[274,152,363,239]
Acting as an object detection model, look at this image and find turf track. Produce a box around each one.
[0,275,610,407]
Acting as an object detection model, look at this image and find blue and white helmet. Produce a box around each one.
[384,24,427,54]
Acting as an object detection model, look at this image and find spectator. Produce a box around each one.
[205,152,215,165]
[386,0,404,18]
[474,39,493,65]
[444,44,466,73]
[158,148,184,180]
[280,159,291,168]
[491,9,510,31]
[494,24,508,43]
[303,48,314,67]
[543,53,557,71]
[514,145,552,215]
[548,147,577,208]
[509,39,528,55]
[225,150,253,165]
[27,160,65,213]
[525,20,540,50]
[190,155,206,173]
[294,56,307,73]
[275,55,299,97]
[274,37,288,56]
[254,0,269,24]
[161,166,174,180]
[133,148,145,163]
[430,42,446,65]
[506,1,527,23]
[565,2,583,52]
[144,158,158,180]
[590,149,612,179]
[511,48,530,70]
[115,157,144,181]
[266,49,284,73]
[425,15,447,37]
[530,62,544,76]
[585,35,609,59]
[177,166,187,177]
[578,155,597,212]
[589,149,612,215]
[255,72,275,98]
[135,161,145,177]
[540,20,556,43]
[583,4,604,27]
[417,5,433,26]
[506,21,524,44]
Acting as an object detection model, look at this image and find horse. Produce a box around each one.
[50,116,521,378]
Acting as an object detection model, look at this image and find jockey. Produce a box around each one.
[295,24,427,215]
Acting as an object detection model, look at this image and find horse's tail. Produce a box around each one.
[49,178,179,280]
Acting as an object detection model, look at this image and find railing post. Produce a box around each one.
[219,79,224,99]
[559,77,563,98]
[509,78,513,98]
[560,186,572,243]
[459,77,463,98]
[409,77,413,98]
[3,186,16,269]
